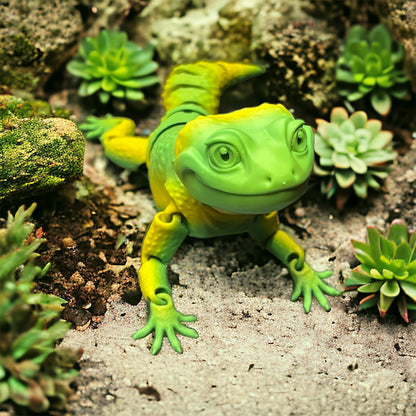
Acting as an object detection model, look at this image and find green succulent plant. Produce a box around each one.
[336,23,410,115]
[67,29,159,104]
[0,204,81,413]
[313,107,397,209]
[345,219,416,322]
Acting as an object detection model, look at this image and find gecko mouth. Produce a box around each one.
[182,170,309,215]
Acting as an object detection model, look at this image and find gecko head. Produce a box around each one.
[174,103,314,215]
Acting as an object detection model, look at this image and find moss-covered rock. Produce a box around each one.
[0,0,82,92]
[0,95,85,202]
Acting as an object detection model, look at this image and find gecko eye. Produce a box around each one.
[207,143,240,170]
[290,126,308,154]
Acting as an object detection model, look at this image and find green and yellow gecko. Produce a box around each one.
[83,61,341,354]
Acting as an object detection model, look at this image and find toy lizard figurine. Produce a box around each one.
[84,61,341,354]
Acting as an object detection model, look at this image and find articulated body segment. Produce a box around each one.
[134,204,197,354]
[162,61,264,113]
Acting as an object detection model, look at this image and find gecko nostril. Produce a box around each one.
[266,176,272,184]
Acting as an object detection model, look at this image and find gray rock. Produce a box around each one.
[252,0,340,114]
[134,0,339,113]
[136,0,259,64]
[0,0,82,93]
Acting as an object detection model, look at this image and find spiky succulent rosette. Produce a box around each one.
[67,29,159,104]
[313,107,396,209]
[0,204,81,412]
[345,219,416,321]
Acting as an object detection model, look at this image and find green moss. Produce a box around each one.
[0,118,85,200]
[0,96,85,201]
[11,34,40,63]
[0,95,70,123]
[0,35,40,91]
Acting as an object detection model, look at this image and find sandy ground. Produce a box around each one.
[59,143,416,416]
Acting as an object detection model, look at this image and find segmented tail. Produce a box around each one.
[162,61,264,114]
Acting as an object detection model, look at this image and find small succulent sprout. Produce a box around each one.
[313,107,397,209]
[336,23,410,115]
[345,219,416,322]
[67,29,159,104]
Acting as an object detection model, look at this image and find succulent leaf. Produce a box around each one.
[400,281,416,302]
[352,241,377,267]
[359,149,396,165]
[407,301,416,310]
[398,296,409,322]
[369,24,391,50]
[125,89,145,101]
[330,107,349,125]
[352,266,373,280]
[379,292,395,316]
[67,30,159,104]
[347,91,365,101]
[357,281,383,293]
[370,90,391,116]
[352,180,368,198]
[350,111,367,129]
[369,131,393,149]
[388,220,409,244]
[380,280,400,297]
[345,273,371,286]
[332,153,350,168]
[359,295,377,309]
[336,23,410,115]
[396,242,412,263]
[379,236,396,259]
[335,169,356,188]
[0,382,9,402]
[350,156,367,174]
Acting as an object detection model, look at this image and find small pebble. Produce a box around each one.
[62,236,76,248]
[295,207,305,217]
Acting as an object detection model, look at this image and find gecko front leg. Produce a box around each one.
[133,203,198,354]
[249,213,341,312]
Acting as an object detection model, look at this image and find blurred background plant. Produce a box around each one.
[345,219,416,322]
[336,23,410,116]
[0,204,81,413]
[67,29,159,104]
[313,107,397,210]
